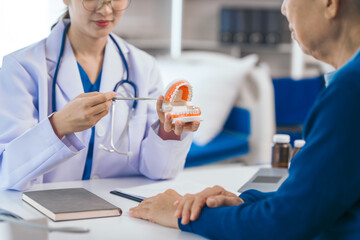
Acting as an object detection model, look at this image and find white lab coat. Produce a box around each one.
[0,20,192,191]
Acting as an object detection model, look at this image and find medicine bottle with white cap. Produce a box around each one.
[272,134,292,168]
[291,139,306,159]
[288,139,306,168]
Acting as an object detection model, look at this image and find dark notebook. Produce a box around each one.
[22,188,122,221]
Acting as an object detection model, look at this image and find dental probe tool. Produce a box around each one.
[113,97,158,101]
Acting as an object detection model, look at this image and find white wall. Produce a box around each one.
[0,0,65,66]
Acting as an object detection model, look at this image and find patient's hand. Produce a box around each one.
[129,189,182,229]
[174,185,244,225]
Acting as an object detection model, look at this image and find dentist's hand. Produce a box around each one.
[157,95,200,140]
[50,91,116,139]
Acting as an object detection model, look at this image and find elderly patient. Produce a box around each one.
[129,0,360,239]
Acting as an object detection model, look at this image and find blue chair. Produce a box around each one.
[273,75,325,145]
[185,107,250,167]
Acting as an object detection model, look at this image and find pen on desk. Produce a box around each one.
[110,190,145,203]
[113,97,157,101]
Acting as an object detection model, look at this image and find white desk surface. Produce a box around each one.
[0,164,259,240]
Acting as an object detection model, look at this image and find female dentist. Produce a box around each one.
[0,0,200,191]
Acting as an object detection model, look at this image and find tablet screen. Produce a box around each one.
[252,176,282,184]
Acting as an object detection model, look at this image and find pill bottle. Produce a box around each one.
[291,139,306,159]
[272,134,292,168]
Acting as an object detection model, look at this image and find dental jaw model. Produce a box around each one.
[162,80,202,124]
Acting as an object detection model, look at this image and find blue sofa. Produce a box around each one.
[185,107,250,167]
[185,74,324,167]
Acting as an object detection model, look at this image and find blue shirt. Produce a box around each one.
[179,49,360,239]
[77,63,102,180]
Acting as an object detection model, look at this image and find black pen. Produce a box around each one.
[110,190,146,203]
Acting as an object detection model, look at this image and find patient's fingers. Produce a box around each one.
[175,186,227,221]
[190,197,206,221]
[206,195,244,208]
[181,198,194,225]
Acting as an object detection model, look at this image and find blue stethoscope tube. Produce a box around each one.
[51,22,137,113]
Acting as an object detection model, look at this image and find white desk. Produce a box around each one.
[0,164,259,240]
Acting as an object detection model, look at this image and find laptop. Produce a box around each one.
[238,168,289,193]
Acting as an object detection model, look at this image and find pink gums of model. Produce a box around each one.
[161,80,202,124]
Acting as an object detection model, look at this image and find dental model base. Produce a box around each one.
[162,80,202,124]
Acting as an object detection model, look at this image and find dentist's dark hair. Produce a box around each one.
[62,8,70,19]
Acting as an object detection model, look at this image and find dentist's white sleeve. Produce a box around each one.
[0,118,85,191]
[139,120,193,180]
[0,55,85,191]
[134,57,193,180]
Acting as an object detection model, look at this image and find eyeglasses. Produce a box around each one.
[82,0,131,12]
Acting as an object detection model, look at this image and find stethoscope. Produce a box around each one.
[52,22,138,156]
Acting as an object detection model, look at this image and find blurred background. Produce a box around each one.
[0,0,334,167]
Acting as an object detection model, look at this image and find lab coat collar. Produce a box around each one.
[100,34,129,93]
[46,19,69,65]
[109,33,130,55]
[46,19,131,102]
[46,19,82,102]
